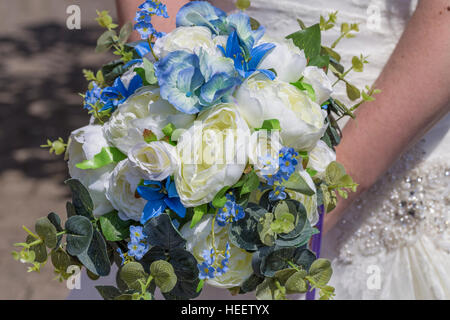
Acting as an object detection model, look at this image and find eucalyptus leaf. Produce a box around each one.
[285,270,309,294]
[76,230,111,276]
[51,247,71,271]
[308,258,333,287]
[65,215,93,256]
[96,30,116,53]
[26,235,47,263]
[35,217,58,249]
[240,273,265,294]
[346,82,360,101]
[65,179,94,219]
[120,262,148,291]
[118,22,133,44]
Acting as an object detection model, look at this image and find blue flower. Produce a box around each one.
[129,225,145,242]
[201,248,215,265]
[127,241,148,260]
[139,0,169,18]
[134,1,168,40]
[198,261,215,280]
[117,248,126,265]
[100,75,142,111]
[176,1,227,34]
[83,82,103,110]
[219,30,275,80]
[137,177,186,225]
[269,186,287,201]
[216,192,245,226]
[259,154,279,176]
[154,49,240,114]
[279,147,299,175]
[224,13,265,57]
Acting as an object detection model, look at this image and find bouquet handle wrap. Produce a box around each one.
[306,205,325,300]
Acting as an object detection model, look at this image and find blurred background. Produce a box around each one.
[0,0,117,299]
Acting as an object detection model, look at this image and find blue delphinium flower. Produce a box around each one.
[127,241,148,260]
[137,177,186,225]
[83,82,103,110]
[216,192,245,226]
[154,49,240,114]
[134,0,168,40]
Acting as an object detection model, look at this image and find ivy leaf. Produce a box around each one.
[143,214,186,250]
[308,55,330,70]
[99,210,131,242]
[76,147,126,170]
[286,24,321,61]
[65,179,94,219]
[65,215,93,256]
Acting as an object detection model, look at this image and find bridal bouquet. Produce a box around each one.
[12,1,377,300]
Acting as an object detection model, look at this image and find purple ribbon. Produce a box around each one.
[306,205,325,300]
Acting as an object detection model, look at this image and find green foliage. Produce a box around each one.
[150,260,177,293]
[307,258,333,287]
[229,203,266,251]
[143,214,186,250]
[120,262,148,291]
[40,138,67,156]
[278,171,315,196]
[35,217,58,249]
[257,119,281,131]
[240,273,265,294]
[236,0,251,10]
[26,235,47,263]
[212,186,231,208]
[76,147,127,170]
[95,286,122,300]
[99,210,132,241]
[65,179,95,219]
[134,58,158,86]
[319,12,338,31]
[286,24,321,61]
[77,229,111,276]
[65,215,93,256]
[95,10,118,30]
[290,79,316,101]
[239,171,260,196]
[190,204,207,229]
[284,270,308,293]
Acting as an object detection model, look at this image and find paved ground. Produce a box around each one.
[0,0,117,300]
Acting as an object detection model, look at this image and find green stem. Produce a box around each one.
[148,35,159,61]
[22,226,39,239]
[287,260,301,272]
[332,67,353,87]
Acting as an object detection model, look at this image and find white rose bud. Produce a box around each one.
[258,36,307,83]
[129,141,179,181]
[235,77,327,151]
[302,66,333,105]
[181,215,253,288]
[154,26,222,58]
[67,124,114,217]
[307,140,336,178]
[105,159,146,221]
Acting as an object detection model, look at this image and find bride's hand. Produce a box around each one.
[324,0,450,234]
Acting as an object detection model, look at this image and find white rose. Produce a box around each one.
[258,36,307,83]
[67,125,114,217]
[181,215,253,288]
[287,169,319,226]
[175,103,250,207]
[307,140,336,178]
[128,141,179,181]
[103,87,195,154]
[234,77,328,151]
[154,26,221,58]
[105,159,146,221]
[302,66,333,105]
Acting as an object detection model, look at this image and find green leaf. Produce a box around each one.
[35,217,58,249]
[142,214,186,250]
[308,258,333,287]
[286,24,321,60]
[26,235,47,263]
[346,82,360,101]
[260,119,281,131]
[162,123,176,138]
[190,204,207,229]
[352,56,364,72]
[290,80,316,102]
[255,278,278,300]
[212,186,230,208]
[240,273,265,293]
[65,179,94,219]
[66,202,76,218]
[196,279,205,293]
[65,215,93,256]
[258,212,276,246]
[150,260,177,293]
[120,262,148,291]
[240,171,260,196]
[321,46,341,62]
[51,248,71,271]
[308,55,330,70]
[99,210,132,241]
[285,270,308,293]
[325,161,346,185]
[229,203,266,251]
[135,58,157,86]
[96,30,116,53]
[95,286,122,300]
[77,230,111,276]
[76,147,127,170]
[118,22,133,44]
[280,171,315,196]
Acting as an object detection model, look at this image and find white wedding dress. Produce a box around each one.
[69,0,450,300]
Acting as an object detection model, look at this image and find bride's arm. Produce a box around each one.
[324,0,450,233]
[115,0,189,42]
